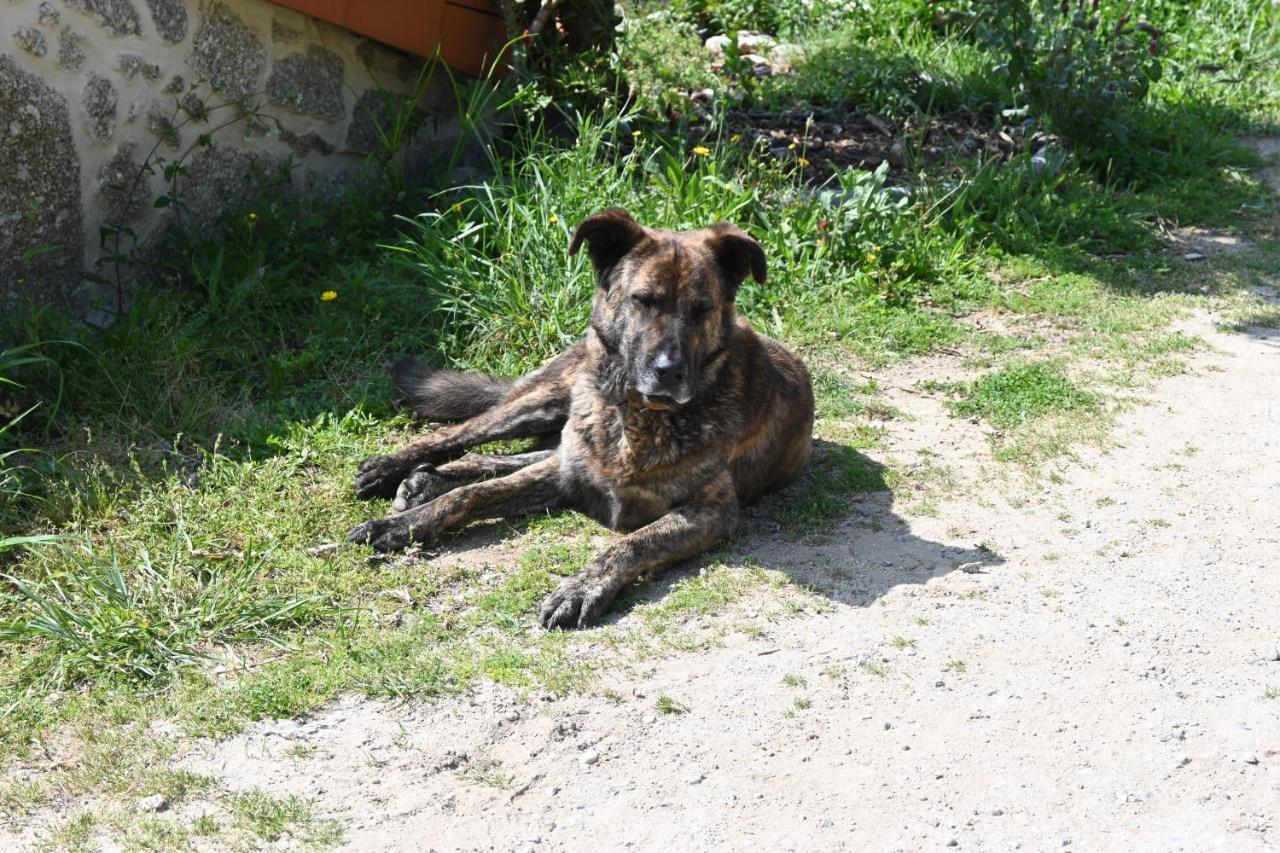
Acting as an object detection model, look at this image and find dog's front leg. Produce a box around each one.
[348,454,565,551]
[539,474,739,630]
[392,450,557,513]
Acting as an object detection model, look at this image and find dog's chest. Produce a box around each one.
[559,398,721,531]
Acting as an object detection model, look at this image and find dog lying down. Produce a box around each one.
[348,208,814,629]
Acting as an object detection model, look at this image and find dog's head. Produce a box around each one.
[569,208,766,409]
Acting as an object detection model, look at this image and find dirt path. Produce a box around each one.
[174,313,1280,852]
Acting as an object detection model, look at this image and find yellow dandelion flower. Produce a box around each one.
[632,130,642,138]
[797,157,810,167]
[788,141,798,150]
[451,202,462,214]
[320,290,338,302]
[816,238,826,247]
[730,134,741,142]
[692,145,711,157]
[549,214,559,224]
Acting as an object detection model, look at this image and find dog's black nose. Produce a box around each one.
[653,352,686,383]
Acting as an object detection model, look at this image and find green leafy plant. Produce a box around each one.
[0,342,68,527]
[95,83,286,317]
[943,0,1165,146]
[672,0,864,38]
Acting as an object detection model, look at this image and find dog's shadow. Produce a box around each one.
[400,438,1002,623]
[606,439,1004,620]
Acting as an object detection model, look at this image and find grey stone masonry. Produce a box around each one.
[65,0,144,38]
[0,0,462,313]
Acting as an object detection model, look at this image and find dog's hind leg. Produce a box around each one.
[391,450,556,513]
[348,453,565,551]
[354,390,570,498]
[354,342,586,499]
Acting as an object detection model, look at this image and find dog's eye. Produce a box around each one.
[691,301,714,320]
[631,293,656,308]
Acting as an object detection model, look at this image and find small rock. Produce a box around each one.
[1183,252,1206,262]
[770,43,803,70]
[947,841,959,848]
[580,749,600,766]
[688,772,705,785]
[1240,752,1260,765]
[705,31,776,55]
[137,794,169,813]
[503,710,520,723]
[991,808,1004,816]
[308,542,342,557]
[737,32,777,52]
[704,34,731,54]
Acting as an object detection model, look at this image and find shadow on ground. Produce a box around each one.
[360,438,1003,619]
[611,440,1004,616]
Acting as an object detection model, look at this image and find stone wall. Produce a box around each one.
[1,0,457,312]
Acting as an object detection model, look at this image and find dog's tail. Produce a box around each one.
[392,357,514,421]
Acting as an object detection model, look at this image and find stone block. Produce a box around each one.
[267,45,344,122]
[144,0,188,43]
[65,0,143,38]
[83,73,119,143]
[0,55,84,305]
[13,28,48,58]
[119,53,162,80]
[58,29,87,71]
[190,1,267,100]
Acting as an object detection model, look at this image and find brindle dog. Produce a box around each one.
[348,208,814,629]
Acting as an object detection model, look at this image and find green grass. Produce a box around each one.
[949,360,1098,429]
[232,789,344,846]
[1,537,324,687]
[1,0,1278,845]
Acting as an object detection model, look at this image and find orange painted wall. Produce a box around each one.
[266,0,508,76]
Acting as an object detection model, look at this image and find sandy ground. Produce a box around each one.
[167,310,1279,852]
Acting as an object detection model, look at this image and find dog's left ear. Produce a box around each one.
[706,223,766,299]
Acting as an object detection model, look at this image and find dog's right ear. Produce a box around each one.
[569,208,646,285]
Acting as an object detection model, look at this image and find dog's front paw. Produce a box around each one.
[346,516,412,552]
[539,573,619,630]
[353,454,407,500]
[391,463,451,513]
